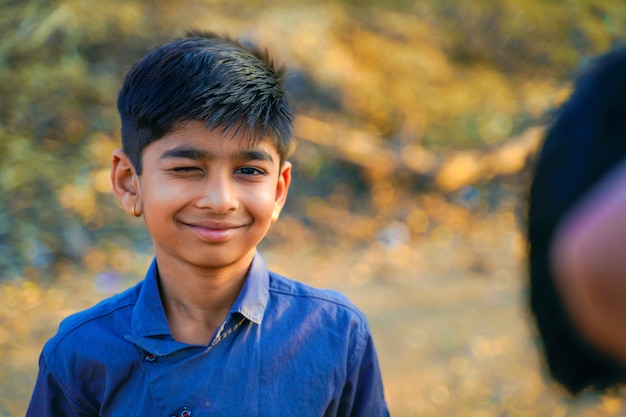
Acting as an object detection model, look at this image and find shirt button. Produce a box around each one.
[171,407,191,417]
[144,353,157,362]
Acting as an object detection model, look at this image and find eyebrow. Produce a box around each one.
[161,145,210,160]
[235,149,275,164]
[160,145,274,164]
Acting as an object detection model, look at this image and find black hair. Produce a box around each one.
[527,45,626,394]
[117,31,293,174]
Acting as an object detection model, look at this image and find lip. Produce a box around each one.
[183,220,247,242]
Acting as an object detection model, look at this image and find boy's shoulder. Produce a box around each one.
[43,281,143,355]
[267,271,369,323]
[264,271,375,373]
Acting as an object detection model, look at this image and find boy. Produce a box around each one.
[27,31,389,416]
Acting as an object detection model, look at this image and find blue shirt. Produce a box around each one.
[27,254,389,416]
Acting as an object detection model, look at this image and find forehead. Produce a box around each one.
[143,120,279,159]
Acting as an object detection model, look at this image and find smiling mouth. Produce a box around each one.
[183,221,247,242]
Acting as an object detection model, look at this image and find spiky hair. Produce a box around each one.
[117,31,293,173]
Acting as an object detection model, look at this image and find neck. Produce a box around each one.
[156,255,253,345]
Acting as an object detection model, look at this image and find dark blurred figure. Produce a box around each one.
[527,45,626,394]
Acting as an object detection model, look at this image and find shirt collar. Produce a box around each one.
[230,252,270,325]
[126,258,182,355]
[130,252,270,338]
[131,257,171,338]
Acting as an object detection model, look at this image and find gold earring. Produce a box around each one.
[132,205,140,217]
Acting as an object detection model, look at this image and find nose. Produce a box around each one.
[196,171,238,214]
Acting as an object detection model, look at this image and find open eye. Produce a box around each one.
[235,166,265,176]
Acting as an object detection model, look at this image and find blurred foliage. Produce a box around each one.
[2,0,626,279]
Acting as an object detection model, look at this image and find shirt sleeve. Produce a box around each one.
[338,326,390,417]
[26,351,97,417]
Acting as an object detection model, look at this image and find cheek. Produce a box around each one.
[141,181,187,212]
[245,189,278,217]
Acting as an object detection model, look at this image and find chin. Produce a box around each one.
[189,251,254,270]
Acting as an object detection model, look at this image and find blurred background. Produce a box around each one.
[2,0,626,415]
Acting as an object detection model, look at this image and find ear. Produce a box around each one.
[111,149,142,216]
[272,161,292,222]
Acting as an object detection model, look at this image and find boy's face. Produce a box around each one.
[115,120,291,273]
